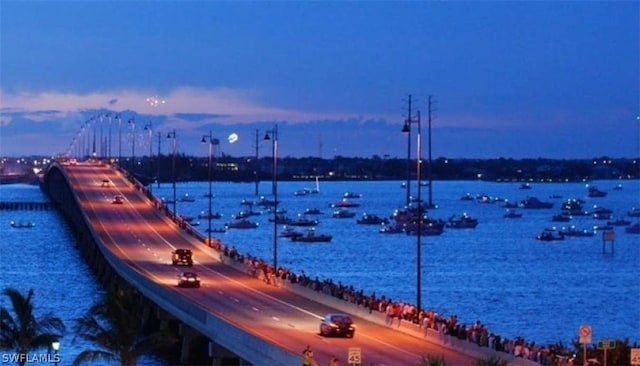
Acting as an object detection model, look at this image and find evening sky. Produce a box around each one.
[0,1,638,159]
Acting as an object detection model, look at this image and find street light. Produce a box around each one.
[264,125,279,271]
[402,109,423,314]
[51,340,60,366]
[403,95,420,206]
[201,131,217,245]
[128,117,136,178]
[116,114,122,164]
[144,122,153,194]
[254,129,260,196]
[167,129,177,218]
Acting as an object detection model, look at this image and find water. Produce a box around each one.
[0,184,165,365]
[0,180,638,364]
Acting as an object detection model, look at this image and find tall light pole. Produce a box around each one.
[404,94,419,206]
[128,117,136,178]
[254,129,260,196]
[403,109,422,314]
[264,125,279,271]
[157,131,162,188]
[144,122,153,194]
[167,129,177,218]
[201,131,215,245]
[51,340,60,366]
[116,114,122,165]
[106,112,112,162]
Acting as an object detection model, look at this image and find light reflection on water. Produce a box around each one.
[0,179,638,364]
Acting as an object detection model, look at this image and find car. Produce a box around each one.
[172,249,193,266]
[177,272,201,288]
[319,313,355,338]
[112,195,125,204]
[101,179,111,187]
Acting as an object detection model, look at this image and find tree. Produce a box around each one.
[0,287,66,366]
[72,287,177,366]
[418,354,450,366]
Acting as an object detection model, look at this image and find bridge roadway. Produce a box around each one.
[63,162,480,366]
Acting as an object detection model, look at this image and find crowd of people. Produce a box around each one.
[222,244,574,365]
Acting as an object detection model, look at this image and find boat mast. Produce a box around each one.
[427,95,434,208]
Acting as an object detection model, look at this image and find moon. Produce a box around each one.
[228,133,238,144]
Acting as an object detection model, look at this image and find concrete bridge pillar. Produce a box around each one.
[179,323,198,364]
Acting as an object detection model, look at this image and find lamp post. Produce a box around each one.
[91,116,97,158]
[201,131,215,245]
[254,129,260,196]
[128,117,136,178]
[116,114,122,165]
[157,131,162,189]
[106,112,112,162]
[51,340,60,366]
[144,122,153,194]
[167,129,177,218]
[404,94,419,206]
[402,109,423,314]
[264,125,279,271]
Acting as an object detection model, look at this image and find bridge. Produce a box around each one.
[42,160,534,366]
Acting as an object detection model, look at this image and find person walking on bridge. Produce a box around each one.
[302,345,318,366]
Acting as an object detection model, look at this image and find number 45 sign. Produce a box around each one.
[631,348,640,366]
[348,347,361,366]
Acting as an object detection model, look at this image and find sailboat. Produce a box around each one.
[294,176,320,196]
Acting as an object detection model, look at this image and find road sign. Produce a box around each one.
[579,325,592,344]
[348,347,361,366]
[630,348,640,366]
[597,340,616,350]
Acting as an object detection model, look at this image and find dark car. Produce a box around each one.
[112,195,125,204]
[177,272,201,288]
[319,313,355,338]
[172,249,193,266]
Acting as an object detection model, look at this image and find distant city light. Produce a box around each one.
[146,96,166,107]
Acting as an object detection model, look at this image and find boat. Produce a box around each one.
[293,189,308,196]
[288,215,320,227]
[520,197,553,209]
[332,209,356,219]
[343,192,362,199]
[559,226,594,237]
[561,199,588,216]
[536,228,565,241]
[291,229,332,243]
[303,208,323,215]
[279,226,303,239]
[10,220,35,228]
[356,213,389,225]
[226,219,259,229]
[606,218,631,226]
[626,223,640,234]
[587,186,607,198]
[198,210,222,219]
[627,207,640,217]
[330,199,360,208]
[379,222,405,234]
[613,183,623,190]
[551,213,572,222]
[255,196,278,207]
[446,213,478,229]
[503,209,523,219]
[592,225,613,231]
[592,206,613,220]
[268,214,294,224]
[205,227,227,233]
[178,193,196,202]
[460,193,474,201]
[406,222,444,236]
[519,183,532,190]
[234,209,260,219]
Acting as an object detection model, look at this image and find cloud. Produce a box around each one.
[0,86,380,126]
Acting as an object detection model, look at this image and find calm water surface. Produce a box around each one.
[1,179,638,364]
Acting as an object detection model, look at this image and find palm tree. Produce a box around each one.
[474,355,508,366]
[0,287,66,366]
[418,354,450,366]
[72,287,177,366]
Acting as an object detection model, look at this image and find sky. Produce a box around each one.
[0,1,638,160]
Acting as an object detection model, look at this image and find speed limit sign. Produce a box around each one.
[348,347,361,366]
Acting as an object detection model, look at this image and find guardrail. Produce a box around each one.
[53,162,301,366]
